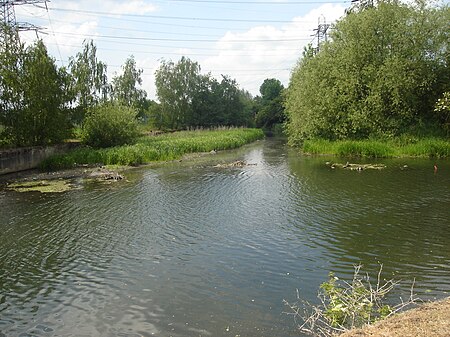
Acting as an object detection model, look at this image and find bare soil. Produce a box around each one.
[339,297,450,337]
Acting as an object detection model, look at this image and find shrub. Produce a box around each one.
[284,265,418,337]
[82,102,139,148]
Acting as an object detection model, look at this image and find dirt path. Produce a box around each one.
[339,297,450,337]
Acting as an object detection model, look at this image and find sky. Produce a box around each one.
[14,0,357,100]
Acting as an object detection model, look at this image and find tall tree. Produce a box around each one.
[155,57,202,129]
[285,0,449,143]
[111,55,147,118]
[69,40,108,123]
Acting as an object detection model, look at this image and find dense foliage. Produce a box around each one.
[154,57,254,130]
[82,102,139,148]
[285,0,449,144]
[254,78,285,129]
[1,27,275,149]
[0,38,72,146]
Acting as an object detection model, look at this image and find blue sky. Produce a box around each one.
[14,0,431,100]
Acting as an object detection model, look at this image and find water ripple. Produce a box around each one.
[0,139,449,336]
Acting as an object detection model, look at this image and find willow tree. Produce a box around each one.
[285,0,450,143]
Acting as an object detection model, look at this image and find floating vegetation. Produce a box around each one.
[213,160,257,168]
[327,162,386,171]
[7,180,76,193]
[87,168,124,181]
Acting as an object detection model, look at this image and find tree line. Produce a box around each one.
[0,26,285,148]
[2,0,448,149]
[285,0,449,144]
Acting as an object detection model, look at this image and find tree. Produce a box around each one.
[69,40,108,123]
[155,57,202,129]
[260,78,284,103]
[111,55,147,118]
[215,75,246,126]
[155,56,255,129]
[0,26,24,144]
[255,78,285,129]
[190,73,219,127]
[0,39,71,146]
[285,0,450,143]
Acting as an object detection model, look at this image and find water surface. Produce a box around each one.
[1,138,449,336]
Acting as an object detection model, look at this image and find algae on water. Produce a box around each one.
[7,180,75,193]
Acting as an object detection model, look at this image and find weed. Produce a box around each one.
[284,265,418,337]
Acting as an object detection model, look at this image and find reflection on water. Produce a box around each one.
[1,138,449,336]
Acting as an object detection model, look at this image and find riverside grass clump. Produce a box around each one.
[40,128,264,170]
[301,138,449,158]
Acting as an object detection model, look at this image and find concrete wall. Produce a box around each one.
[0,143,78,175]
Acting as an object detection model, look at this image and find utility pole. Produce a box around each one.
[312,16,330,55]
[1,0,47,50]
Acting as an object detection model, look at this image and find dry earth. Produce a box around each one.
[339,297,450,337]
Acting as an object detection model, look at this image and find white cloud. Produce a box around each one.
[202,3,346,96]
[53,0,158,15]
[104,1,158,15]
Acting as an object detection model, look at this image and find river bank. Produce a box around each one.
[39,128,264,171]
[300,138,449,158]
[339,297,450,337]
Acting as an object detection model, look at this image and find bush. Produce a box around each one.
[284,265,418,337]
[82,102,139,148]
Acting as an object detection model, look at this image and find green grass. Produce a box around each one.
[302,137,450,158]
[40,128,264,170]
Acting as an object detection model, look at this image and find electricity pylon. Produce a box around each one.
[1,0,47,50]
[312,16,330,54]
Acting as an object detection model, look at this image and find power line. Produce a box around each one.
[44,6,300,23]
[21,14,315,37]
[43,1,64,66]
[165,0,349,3]
[54,31,313,43]
[44,41,302,57]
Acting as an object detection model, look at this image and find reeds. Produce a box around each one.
[40,128,264,170]
[302,138,449,158]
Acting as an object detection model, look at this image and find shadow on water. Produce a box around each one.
[0,138,449,336]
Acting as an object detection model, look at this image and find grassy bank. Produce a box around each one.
[340,297,450,337]
[302,138,450,158]
[40,128,264,171]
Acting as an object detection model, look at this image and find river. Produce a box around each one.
[1,138,449,337]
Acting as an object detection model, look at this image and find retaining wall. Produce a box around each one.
[0,143,78,175]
